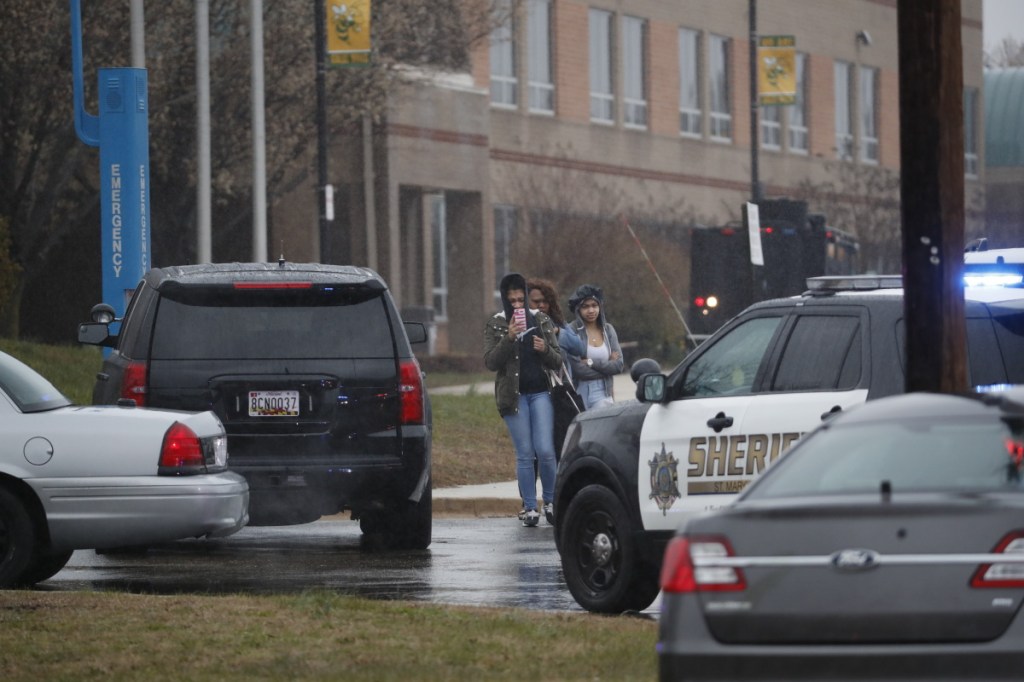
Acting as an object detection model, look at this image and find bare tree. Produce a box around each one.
[984,36,1024,68]
[795,161,902,274]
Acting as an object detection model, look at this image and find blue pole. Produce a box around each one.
[69,0,151,325]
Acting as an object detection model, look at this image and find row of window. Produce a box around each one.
[488,1,979,174]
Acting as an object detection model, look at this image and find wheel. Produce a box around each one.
[559,484,661,613]
[359,485,432,551]
[18,548,73,586]
[0,487,38,589]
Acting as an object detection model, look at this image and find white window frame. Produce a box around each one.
[834,60,854,159]
[709,34,732,142]
[589,9,614,124]
[622,15,648,130]
[489,1,517,108]
[678,27,702,138]
[787,52,808,153]
[964,87,979,178]
[859,66,879,164]
[761,104,781,150]
[527,0,554,114]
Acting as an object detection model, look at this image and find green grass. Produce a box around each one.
[0,338,101,405]
[0,591,657,680]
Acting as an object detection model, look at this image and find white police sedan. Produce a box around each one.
[0,351,248,587]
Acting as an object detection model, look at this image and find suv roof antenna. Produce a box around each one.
[278,241,286,268]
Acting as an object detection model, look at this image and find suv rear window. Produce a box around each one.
[150,286,395,360]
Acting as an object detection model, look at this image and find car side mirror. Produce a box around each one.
[637,373,666,403]
[78,322,117,348]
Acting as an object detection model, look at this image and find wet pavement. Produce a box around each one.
[38,517,664,615]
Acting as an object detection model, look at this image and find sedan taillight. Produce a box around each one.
[121,361,148,407]
[159,422,206,475]
[661,536,747,593]
[970,532,1024,588]
[399,360,424,425]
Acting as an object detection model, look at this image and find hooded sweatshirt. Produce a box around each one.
[483,273,563,416]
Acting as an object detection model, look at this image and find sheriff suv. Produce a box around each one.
[78,262,432,549]
[553,275,1024,613]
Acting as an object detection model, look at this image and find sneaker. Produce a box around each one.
[522,509,540,527]
[543,502,554,525]
[517,508,527,522]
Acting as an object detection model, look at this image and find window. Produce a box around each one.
[964,87,979,178]
[787,52,808,153]
[622,16,648,129]
[428,194,448,321]
[678,28,702,137]
[859,66,878,163]
[526,0,553,114]
[493,205,518,305]
[589,9,614,123]
[834,61,853,159]
[709,34,731,141]
[771,315,862,391]
[761,104,781,150]
[489,1,517,107]
[681,316,782,398]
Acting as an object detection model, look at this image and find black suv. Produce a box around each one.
[78,262,432,549]
[553,275,1024,613]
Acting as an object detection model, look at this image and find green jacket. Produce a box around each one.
[483,310,563,417]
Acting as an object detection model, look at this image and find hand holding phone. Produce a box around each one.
[512,307,526,331]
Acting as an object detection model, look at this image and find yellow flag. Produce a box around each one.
[327,0,371,67]
[757,35,796,105]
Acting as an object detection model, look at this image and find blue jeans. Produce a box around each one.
[503,391,557,511]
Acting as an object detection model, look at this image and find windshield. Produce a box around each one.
[0,352,72,413]
[746,415,1024,498]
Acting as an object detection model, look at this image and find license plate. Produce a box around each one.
[248,390,299,417]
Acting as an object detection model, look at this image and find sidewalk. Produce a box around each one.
[433,372,636,517]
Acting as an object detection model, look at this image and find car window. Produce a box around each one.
[0,353,71,412]
[746,416,1024,498]
[771,315,861,391]
[680,316,782,398]
[151,286,396,360]
[966,318,1005,388]
[992,308,1024,383]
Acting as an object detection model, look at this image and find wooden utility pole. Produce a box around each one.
[897,0,967,393]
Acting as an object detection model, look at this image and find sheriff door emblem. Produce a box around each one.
[649,443,681,515]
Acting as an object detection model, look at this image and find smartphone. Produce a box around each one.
[513,308,526,328]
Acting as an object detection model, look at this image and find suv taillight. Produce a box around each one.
[660,536,747,593]
[121,361,148,407]
[970,532,1024,588]
[158,422,206,475]
[399,360,424,425]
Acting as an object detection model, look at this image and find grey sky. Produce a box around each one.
[984,0,1024,51]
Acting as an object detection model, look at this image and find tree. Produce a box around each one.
[1,0,504,342]
[984,36,1024,68]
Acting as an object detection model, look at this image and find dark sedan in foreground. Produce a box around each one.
[0,351,249,588]
[658,388,1024,681]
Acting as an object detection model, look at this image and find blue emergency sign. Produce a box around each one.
[70,0,151,324]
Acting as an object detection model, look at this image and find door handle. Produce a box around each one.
[707,411,734,433]
[821,405,842,421]
[96,372,109,382]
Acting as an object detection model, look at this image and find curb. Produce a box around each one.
[433,497,521,518]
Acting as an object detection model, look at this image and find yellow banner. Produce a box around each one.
[327,0,371,67]
[757,35,796,105]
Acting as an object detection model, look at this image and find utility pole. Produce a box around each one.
[748,0,761,203]
[897,0,967,393]
[315,0,331,263]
